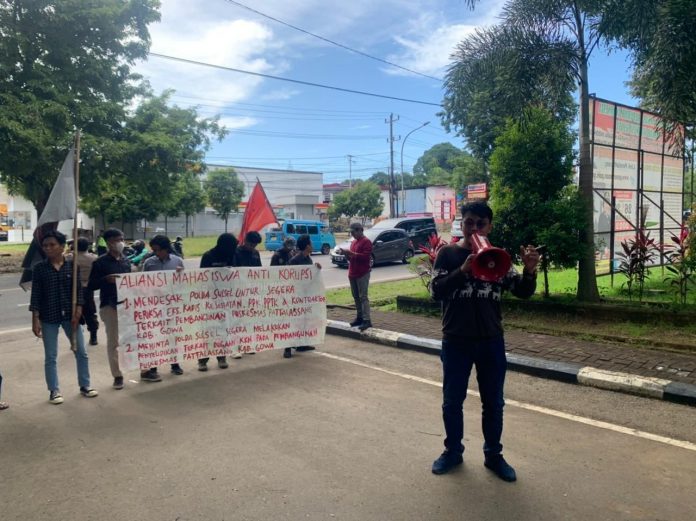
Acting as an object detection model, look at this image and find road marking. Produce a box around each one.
[0,327,32,335]
[319,352,696,452]
[1,287,24,293]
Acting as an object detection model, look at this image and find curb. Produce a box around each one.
[326,320,696,406]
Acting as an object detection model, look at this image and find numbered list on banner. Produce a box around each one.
[116,267,326,371]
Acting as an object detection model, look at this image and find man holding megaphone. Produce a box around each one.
[430,201,540,482]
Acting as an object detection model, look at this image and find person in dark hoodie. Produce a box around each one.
[234,231,262,267]
[282,234,322,359]
[198,233,239,370]
[429,201,540,482]
[270,237,296,266]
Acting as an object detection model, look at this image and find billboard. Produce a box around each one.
[589,97,685,275]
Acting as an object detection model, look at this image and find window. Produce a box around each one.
[286,224,295,233]
[308,225,319,234]
[296,225,308,234]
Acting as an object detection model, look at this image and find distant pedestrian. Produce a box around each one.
[30,230,98,404]
[270,237,296,266]
[340,223,373,331]
[87,228,137,389]
[173,236,184,258]
[72,237,99,346]
[429,201,540,481]
[283,234,322,358]
[0,370,8,410]
[199,233,239,370]
[234,231,262,267]
[143,235,185,377]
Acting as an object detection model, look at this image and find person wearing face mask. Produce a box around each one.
[87,228,146,389]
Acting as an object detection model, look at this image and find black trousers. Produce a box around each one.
[82,287,99,333]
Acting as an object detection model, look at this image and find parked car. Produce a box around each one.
[370,216,437,251]
[0,227,7,241]
[331,228,414,268]
[451,217,464,240]
[264,219,336,255]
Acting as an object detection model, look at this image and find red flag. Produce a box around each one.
[239,181,277,241]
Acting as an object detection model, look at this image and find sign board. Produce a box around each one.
[117,266,326,370]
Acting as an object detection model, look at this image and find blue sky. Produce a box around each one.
[136,0,638,185]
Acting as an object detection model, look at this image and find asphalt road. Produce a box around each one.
[0,333,694,520]
[0,252,413,332]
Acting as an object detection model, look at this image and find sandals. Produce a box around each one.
[0,401,8,410]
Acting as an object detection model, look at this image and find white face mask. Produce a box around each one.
[111,241,125,254]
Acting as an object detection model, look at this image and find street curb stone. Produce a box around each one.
[326,320,696,406]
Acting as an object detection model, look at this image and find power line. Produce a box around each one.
[148,52,441,107]
[222,0,443,82]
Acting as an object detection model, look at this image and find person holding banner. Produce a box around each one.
[199,233,239,370]
[283,234,322,358]
[234,231,263,267]
[429,201,539,481]
[142,235,185,376]
[30,230,98,404]
[270,237,296,266]
[88,228,140,388]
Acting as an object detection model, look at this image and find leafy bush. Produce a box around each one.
[409,233,450,291]
[616,228,659,301]
[664,225,696,304]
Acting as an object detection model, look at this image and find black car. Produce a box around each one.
[331,228,414,268]
[370,216,437,251]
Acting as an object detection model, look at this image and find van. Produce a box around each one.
[264,219,336,255]
[370,216,437,251]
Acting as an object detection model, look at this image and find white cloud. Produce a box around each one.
[260,89,302,101]
[217,115,259,130]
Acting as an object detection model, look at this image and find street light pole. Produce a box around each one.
[400,121,430,217]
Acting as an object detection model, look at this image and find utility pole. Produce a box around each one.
[346,154,356,188]
[386,113,400,217]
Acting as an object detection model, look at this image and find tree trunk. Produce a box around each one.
[542,257,550,298]
[224,215,228,232]
[574,9,601,302]
[185,214,190,237]
[164,215,168,236]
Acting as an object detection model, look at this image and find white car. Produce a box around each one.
[451,218,464,240]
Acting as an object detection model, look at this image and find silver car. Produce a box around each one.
[331,228,414,268]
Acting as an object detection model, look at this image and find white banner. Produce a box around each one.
[116,266,326,370]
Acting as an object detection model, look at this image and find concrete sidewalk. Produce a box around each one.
[326,307,696,406]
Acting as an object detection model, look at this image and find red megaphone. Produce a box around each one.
[470,234,512,282]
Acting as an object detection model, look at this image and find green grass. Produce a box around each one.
[327,277,428,306]
[0,242,32,254]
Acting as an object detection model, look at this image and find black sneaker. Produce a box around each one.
[349,317,363,327]
[295,346,315,352]
[198,361,208,372]
[170,364,184,375]
[431,450,463,475]
[484,454,517,482]
[89,332,98,346]
[113,376,124,390]
[80,387,99,398]
[141,370,162,383]
[49,390,64,405]
[358,320,372,331]
[217,357,229,369]
[283,347,292,358]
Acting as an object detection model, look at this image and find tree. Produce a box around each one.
[0,0,160,215]
[204,168,245,232]
[488,108,584,297]
[450,154,488,195]
[174,171,207,237]
[368,171,390,186]
[444,1,605,301]
[328,182,384,223]
[413,143,469,186]
[601,0,696,130]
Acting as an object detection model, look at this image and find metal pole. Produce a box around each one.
[71,130,81,352]
[400,121,430,217]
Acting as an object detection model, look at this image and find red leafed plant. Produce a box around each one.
[664,225,696,305]
[410,232,455,290]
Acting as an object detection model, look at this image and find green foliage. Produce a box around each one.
[663,226,696,305]
[449,154,488,194]
[204,167,245,232]
[487,108,581,296]
[0,0,161,213]
[174,171,207,236]
[601,0,696,131]
[413,143,472,186]
[616,223,660,302]
[328,182,384,223]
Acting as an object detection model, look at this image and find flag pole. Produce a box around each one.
[70,130,81,352]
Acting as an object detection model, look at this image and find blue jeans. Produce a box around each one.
[42,321,90,392]
[440,336,507,456]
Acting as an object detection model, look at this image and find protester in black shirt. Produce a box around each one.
[234,231,262,267]
[429,201,539,481]
[198,233,239,370]
[270,237,296,266]
[283,235,322,358]
[88,229,153,388]
[30,230,98,404]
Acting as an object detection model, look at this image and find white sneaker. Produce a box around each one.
[232,352,243,359]
[49,391,64,405]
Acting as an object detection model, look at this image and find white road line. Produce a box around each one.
[0,327,32,335]
[319,352,696,453]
